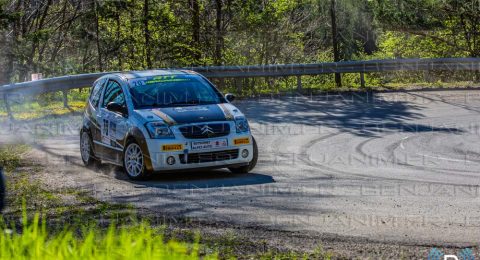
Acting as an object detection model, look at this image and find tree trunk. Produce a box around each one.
[190,0,200,64]
[116,12,123,70]
[330,0,341,87]
[94,0,102,71]
[214,0,223,66]
[2,25,15,84]
[143,0,151,68]
[27,0,52,75]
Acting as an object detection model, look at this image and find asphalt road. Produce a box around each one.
[6,90,480,246]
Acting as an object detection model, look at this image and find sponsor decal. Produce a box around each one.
[191,139,228,150]
[162,144,183,151]
[129,75,192,87]
[234,137,250,145]
[146,75,190,85]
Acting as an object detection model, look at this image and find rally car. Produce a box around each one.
[80,70,258,180]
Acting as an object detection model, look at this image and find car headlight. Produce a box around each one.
[235,117,250,133]
[145,122,174,139]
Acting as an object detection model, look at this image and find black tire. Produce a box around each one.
[229,136,258,174]
[80,130,99,168]
[123,140,151,180]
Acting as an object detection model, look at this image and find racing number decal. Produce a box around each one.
[101,117,117,144]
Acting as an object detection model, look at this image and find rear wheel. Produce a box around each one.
[229,136,258,174]
[123,141,150,180]
[80,131,99,167]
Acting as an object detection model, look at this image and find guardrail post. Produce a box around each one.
[360,72,365,88]
[3,94,12,119]
[62,90,69,108]
[218,78,225,89]
[296,75,302,91]
[235,78,241,95]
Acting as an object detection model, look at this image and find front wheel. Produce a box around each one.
[229,136,258,174]
[123,141,150,180]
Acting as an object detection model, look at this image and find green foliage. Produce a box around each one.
[372,0,480,57]
[374,31,467,58]
[372,0,442,30]
[0,0,479,89]
[0,213,216,260]
[0,0,378,81]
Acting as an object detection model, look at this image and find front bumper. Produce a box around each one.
[145,134,254,172]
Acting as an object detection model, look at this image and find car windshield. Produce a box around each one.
[128,74,225,109]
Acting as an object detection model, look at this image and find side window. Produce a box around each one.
[102,80,125,108]
[90,80,104,108]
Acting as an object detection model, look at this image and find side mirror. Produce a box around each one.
[225,93,235,102]
[106,102,128,116]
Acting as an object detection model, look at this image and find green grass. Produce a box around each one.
[0,89,88,122]
[0,210,216,260]
[0,145,30,172]
[0,99,85,121]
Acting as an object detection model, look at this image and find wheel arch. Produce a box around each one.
[124,127,153,172]
[80,121,98,158]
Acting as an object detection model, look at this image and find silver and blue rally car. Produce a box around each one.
[80,70,258,180]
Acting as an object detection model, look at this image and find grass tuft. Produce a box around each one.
[0,145,30,172]
[0,210,217,260]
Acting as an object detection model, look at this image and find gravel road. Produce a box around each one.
[5,89,480,249]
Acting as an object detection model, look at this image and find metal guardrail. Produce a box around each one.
[1,58,480,117]
[194,58,480,77]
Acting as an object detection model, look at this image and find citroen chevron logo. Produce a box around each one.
[201,125,214,135]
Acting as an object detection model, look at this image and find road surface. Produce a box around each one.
[4,89,480,247]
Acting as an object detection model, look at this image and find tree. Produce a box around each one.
[143,0,152,68]
[190,0,201,64]
[214,0,223,65]
[372,0,480,57]
[330,0,341,87]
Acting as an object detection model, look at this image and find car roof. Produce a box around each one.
[107,69,199,81]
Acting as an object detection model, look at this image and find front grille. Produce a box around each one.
[179,123,230,139]
[179,149,239,164]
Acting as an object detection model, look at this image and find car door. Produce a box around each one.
[87,78,106,154]
[96,79,129,164]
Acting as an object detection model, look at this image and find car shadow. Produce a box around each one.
[112,168,275,189]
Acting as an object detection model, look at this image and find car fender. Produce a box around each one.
[124,127,154,172]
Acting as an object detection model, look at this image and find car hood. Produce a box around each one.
[133,103,244,125]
